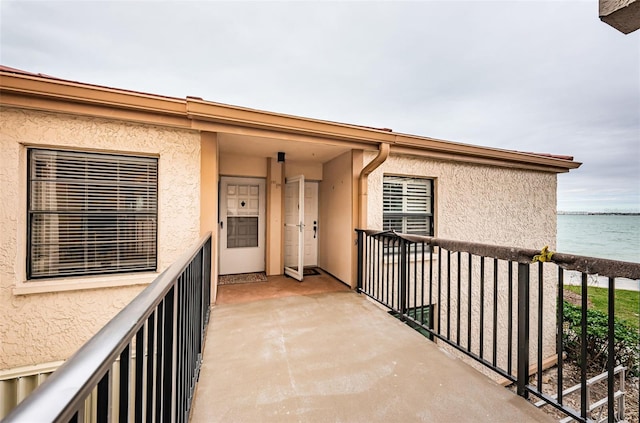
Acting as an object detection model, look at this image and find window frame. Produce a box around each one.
[26,148,159,280]
[382,175,434,237]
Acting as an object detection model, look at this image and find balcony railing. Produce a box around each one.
[356,229,640,423]
[3,233,212,423]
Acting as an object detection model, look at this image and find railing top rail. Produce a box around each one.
[356,229,640,280]
[4,232,213,423]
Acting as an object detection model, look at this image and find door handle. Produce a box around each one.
[313,226,317,238]
[220,221,223,229]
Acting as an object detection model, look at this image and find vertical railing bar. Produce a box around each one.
[400,238,407,316]
[537,262,544,393]
[370,234,373,298]
[376,235,380,302]
[177,275,186,423]
[446,250,451,339]
[508,261,513,376]
[493,258,498,367]
[145,311,155,423]
[480,257,485,360]
[390,238,395,309]
[369,235,374,299]
[134,327,144,423]
[467,252,473,353]
[414,243,418,320]
[187,262,195,406]
[373,235,378,299]
[607,277,615,423]
[366,234,371,297]
[420,241,425,325]
[163,286,176,423]
[356,231,363,292]
[429,244,433,331]
[580,272,588,419]
[155,299,165,421]
[517,262,530,398]
[437,246,442,335]
[557,268,564,405]
[374,241,389,304]
[456,251,461,344]
[396,237,400,311]
[119,344,131,423]
[96,371,110,423]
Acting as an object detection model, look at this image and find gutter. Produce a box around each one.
[358,143,390,229]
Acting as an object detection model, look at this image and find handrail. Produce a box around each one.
[358,229,640,279]
[356,228,638,423]
[3,232,213,422]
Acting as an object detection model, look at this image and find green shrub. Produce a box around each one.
[563,301,639,377]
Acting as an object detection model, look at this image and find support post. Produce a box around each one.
[356,230,364,292]
[517,263,530,398]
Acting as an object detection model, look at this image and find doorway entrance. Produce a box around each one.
[219,177,266,275]
[284,176,319,281]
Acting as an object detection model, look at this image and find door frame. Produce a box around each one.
[218,176,266,275]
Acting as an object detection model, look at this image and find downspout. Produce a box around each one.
[358,142,390,230]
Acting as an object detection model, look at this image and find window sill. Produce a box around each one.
[13,272,159,296]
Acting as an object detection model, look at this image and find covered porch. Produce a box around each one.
[190,289,552,422]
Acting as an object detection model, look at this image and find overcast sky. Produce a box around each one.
[1,0,638,212]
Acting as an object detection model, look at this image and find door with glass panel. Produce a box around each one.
[219,177,265,275]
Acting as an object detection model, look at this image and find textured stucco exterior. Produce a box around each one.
[0,107,201,369]
[366,152,557,249]
[365,152,558,372]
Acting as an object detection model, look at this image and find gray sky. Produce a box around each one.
[1,0,638,212]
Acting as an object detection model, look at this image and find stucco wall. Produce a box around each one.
[0,107,201,369]
[366,152,557,249]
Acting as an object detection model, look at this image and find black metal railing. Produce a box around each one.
[3,233,212,423]
[356,229,640,423]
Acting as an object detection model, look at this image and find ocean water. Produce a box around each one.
[557,214,640,264]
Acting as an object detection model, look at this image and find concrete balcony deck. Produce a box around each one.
[191,276,553,422]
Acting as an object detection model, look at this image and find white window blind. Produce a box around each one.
[383,176,433,236]
[28,149,158,279]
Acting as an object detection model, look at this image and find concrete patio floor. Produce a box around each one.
[191,290,553,422]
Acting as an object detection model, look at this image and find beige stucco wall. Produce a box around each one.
[319,151,357,286]
[366,152,557,249]
[0,107,201,369]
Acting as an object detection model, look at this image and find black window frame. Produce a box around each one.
[27,148,158,279]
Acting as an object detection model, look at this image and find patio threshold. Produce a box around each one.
[191,291,553,422]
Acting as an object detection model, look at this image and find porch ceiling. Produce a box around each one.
[218,132,358,163]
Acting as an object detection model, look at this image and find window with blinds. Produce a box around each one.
[383,176,433,236]
[27,149,158,279]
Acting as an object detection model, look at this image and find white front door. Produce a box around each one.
[219,177,265,275]
[284,175,304,281]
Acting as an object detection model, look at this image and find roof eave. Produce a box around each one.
[0,70,581,173]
